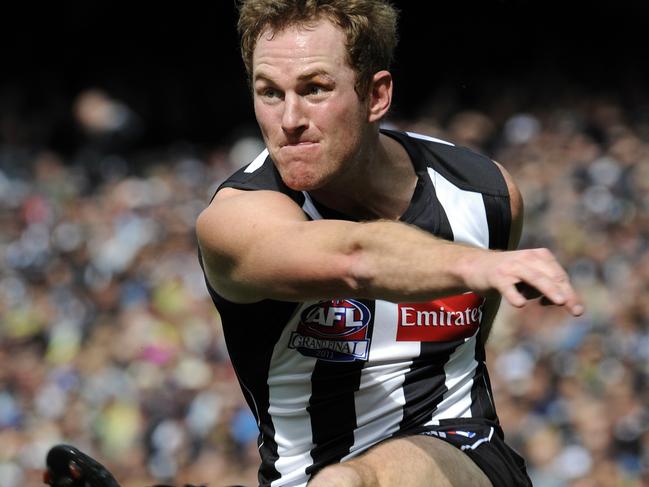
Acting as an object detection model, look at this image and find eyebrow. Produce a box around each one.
[297,69,335,82]
[254,68,335,84]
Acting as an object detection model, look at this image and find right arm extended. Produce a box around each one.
[196,188,583,316]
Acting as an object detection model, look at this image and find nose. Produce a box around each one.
[281,93,308,134]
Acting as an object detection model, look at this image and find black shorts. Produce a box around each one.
[404,419,532,487]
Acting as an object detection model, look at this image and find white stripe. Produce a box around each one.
[301,192,324,220]
[268,304,316,487]
[428,333,480,422]
[244,148,269,173]
[406,131,455,146]
[342,299,419,461]
[342,362,407,461]
[427,167,489,248]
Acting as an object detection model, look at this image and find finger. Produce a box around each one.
[541,294,584,315]
[515,267,568,306]
[564,294,585,316]
[510,250,585,316]
[500,281,528,308]
[518,280,572,309]
[534,266,584,315]
[526,267,583,315]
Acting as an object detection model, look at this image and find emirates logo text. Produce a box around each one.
[396,293,485,342]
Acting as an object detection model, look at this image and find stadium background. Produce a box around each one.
[1,1,649,485]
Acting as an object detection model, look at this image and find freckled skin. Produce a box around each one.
[252,19,374,192]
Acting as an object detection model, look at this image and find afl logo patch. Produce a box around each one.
[289,299,372,362]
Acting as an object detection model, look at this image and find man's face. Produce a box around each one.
[252,18,370,191]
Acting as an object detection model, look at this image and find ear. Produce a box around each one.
[367,70,393,123]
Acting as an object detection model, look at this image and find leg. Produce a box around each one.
[308,435,492,487]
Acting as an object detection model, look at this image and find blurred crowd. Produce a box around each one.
[1,87,648,486]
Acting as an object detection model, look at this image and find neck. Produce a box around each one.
[310,131,417,221]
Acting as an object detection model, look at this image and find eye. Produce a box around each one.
[262,88,280,98]
[305,84,332,98]
[255,85,283,102]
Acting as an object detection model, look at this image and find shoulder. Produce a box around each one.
[197,145,311,265]
[215,148,303,202]
[382,129,509,197]
[197,188,308,245]
[491,161,522,211]
[195,187,310,303]
[382,129,523,248]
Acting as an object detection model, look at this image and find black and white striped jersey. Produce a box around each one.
[199,129,512,487]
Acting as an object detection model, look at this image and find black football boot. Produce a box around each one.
[44,444,120,487]
[44,443,243,487]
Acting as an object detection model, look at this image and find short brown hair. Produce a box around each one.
[237,0,399,99]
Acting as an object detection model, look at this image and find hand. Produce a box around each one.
[462,247,584,316]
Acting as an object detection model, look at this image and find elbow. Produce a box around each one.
[338,221,385,298]
[342,243,374,297]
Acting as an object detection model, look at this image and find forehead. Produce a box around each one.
[252,18,351,77]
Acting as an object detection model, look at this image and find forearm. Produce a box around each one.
[348,220,486,302]
[199,189,582,315]
[208,217,486,303]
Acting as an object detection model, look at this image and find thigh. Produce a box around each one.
[346,434,492,487]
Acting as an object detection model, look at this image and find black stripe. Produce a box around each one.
[213,293,297,486]
[307,196,358,222]
[405,170,453,240]
[216,154,304,205]
[394,130,509,198]
[433,189,454,241]
[398,339,465,430]
[199,249,298,486]
[201,156,308,485]
[305,299,376,478]
[469,330,498,420]
[471,193,509,418]
[482,193,511,250]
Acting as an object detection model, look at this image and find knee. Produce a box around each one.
[308,462,378,487]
